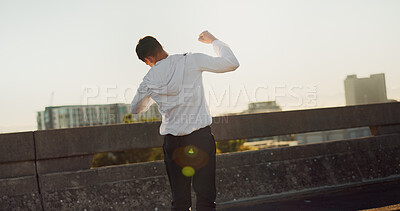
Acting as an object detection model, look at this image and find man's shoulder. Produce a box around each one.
[185,52,212,70]
[163,52,206,61]
[143,53,188,83]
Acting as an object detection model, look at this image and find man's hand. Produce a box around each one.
[198,30,218,44]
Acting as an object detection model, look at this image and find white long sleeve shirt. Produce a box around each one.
[131,40,239,136]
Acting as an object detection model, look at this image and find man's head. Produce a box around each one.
[135,36,167,67]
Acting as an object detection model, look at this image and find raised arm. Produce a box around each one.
[195,31,240,73]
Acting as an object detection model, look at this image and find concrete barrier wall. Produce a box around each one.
[1,102,400,210]
[36,134,400,210]
[0,132,42,210]
[27,102,400,175]
[216,134,400,205]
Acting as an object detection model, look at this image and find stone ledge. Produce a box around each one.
[35,134,400,210]
[0,161,36,179]
[31,102,400,160]
[0,132,35,163]
[217,175,400,210]
[0,176,39,197]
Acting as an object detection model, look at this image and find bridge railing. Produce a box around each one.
[30,102,400,174]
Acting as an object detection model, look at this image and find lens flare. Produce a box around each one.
[184,145,198,157]
[182,166,195,177]
[172,145,209,170]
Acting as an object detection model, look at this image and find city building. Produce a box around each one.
[293,127,371,145]
[344,73,388,105]
[244,101,282,114]
[37,103,160,130]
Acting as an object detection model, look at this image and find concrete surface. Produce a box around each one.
[211,102,400,141]
[1,102,400,210]
[35,134,400,210]
[0,132,42,210]
[0,132,35,163]
[221,179,400,211]
[31,102,400,160]
[0,176,42,210]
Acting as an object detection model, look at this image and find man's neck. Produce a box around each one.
[155,51,169,63]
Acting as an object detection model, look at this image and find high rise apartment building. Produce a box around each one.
[344,73,388,105]
[37,103,160,130]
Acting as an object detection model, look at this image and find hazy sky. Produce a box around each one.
[1,0,399,133]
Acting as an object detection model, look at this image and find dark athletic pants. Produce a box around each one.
[163,125,217,211]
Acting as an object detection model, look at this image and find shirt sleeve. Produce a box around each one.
[193,40,240,73]
[130,81,154,114]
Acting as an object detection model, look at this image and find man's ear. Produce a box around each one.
[144,57,155,66]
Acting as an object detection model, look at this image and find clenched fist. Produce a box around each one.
[198,30,218,44]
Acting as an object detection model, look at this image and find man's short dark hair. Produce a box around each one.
[135,36,163,62]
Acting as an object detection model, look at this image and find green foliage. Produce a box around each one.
[123,113,160,124]
[92,147,164,168]
[122,113,135,124]
[139,116,160,122]
[216,139,249,154]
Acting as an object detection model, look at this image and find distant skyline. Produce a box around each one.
[1,0,399,133]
